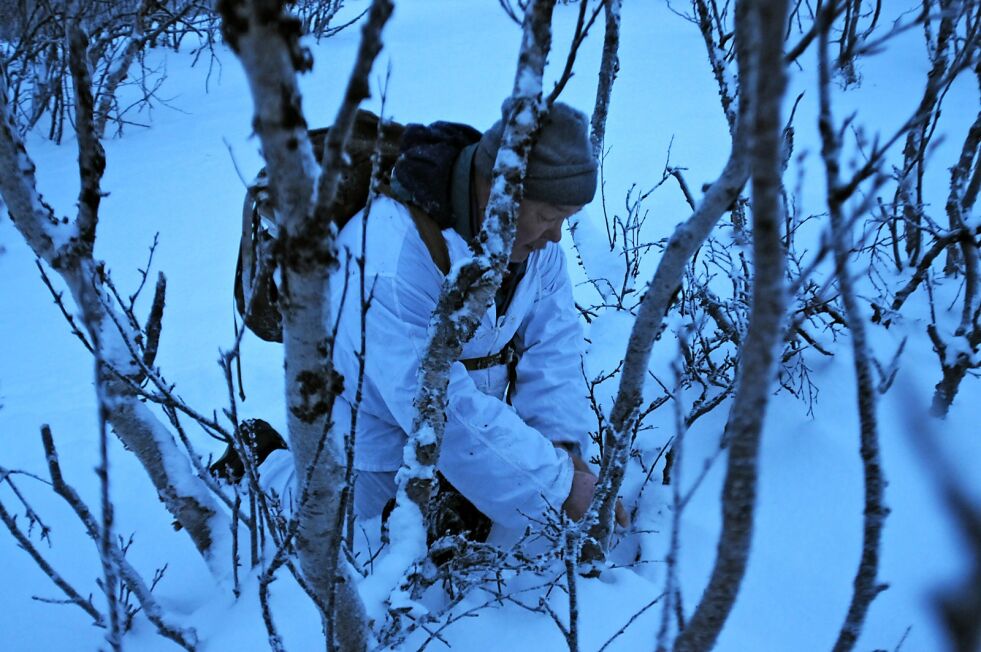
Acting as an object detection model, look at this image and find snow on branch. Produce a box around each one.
[379,0,558,614]
[0,78,78,267]
[91,0,158,140]
[0,33,231,572]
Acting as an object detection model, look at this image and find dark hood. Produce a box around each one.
[390,121,481,230]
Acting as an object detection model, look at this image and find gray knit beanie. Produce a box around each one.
[474,101,597,205]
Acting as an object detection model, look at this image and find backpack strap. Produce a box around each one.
[405,203,451,276]
[379,186,451,275]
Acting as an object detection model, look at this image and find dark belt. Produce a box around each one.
[460,338,518,371]
[461,338,520,404]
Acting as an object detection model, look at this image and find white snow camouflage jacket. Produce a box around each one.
[329,194,593,527]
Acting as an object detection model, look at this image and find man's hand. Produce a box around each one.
[563,470,598,521]
[557,446,629,527]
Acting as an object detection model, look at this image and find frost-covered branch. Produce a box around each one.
[383,0,557,610]
[589,0,621,158]
[895,0,976,265]
[693,0,737,131]
[92,0,156,139]
[673,0,790,648]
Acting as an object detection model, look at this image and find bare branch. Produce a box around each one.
[217,0,394,647]
[0,33,231,569]
[581,0,757,566]
[389,0,558,609]
[674,0,790,648]
[816,4,891,649]
[547,0,605,106]
[92,0,156,139]
[142,272,166,371]
[40,426,198,651]
[67,25,105,253]
[0,490,105,627]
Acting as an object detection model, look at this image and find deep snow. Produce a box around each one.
[0,1,978,651]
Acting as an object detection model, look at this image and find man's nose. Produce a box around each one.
[545,223,563,243]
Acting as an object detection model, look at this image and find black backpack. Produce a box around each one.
[234,110,406,342]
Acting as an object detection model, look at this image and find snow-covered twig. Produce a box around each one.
[556,522,582,652]
[589,0,621,158]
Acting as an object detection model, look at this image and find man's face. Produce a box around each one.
[510,199,582,263]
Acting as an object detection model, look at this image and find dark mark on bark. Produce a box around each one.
[216,0,248,53]
[292,369,344,423]
[279,84,307,132]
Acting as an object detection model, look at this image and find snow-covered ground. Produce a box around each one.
[1,1,978,650]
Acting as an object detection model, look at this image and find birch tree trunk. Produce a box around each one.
[589,0,621,159]
[581,0,759,564]
[218,0,393,648]
[673,0,790,649]
[817,4,890,650]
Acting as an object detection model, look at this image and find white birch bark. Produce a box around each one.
[896,0,957,264]
[218,0,392,648]
[589,0,621,159]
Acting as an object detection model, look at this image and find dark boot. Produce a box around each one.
[428,474,492,548]
[209,418,288,483]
